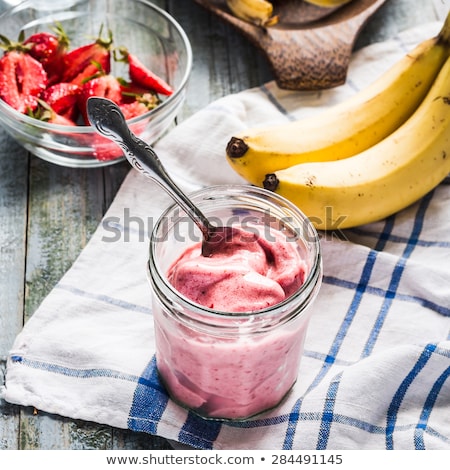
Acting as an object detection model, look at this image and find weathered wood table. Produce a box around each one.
[0,0,446,450]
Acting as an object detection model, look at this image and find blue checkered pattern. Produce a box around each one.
[2,21,449,450]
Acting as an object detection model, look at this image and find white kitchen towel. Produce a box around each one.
[2,20,450,450]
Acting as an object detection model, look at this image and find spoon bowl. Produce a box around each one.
[86,96,236,257]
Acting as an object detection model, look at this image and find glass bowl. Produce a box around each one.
[0,0,192,168]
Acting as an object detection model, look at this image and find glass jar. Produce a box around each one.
[148,185,322,420]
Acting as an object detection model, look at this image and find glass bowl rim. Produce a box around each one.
[0,0,193,133]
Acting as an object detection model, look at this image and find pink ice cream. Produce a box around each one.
[167,225,306,312]
[153,224,312,420]
[155,318,309,419]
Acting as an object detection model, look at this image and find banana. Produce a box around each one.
[226,0,278,27]
[303,0,353,7]
[262,54,450,231]
[226,11,450,186]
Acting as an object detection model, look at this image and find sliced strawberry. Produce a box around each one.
[119,93,159,119]
[78,74,122,124]
[117,48,173,96]
[40,82,81,121]
[0,50,47,113]
[118,94,161,146]
[32,99,77,126]
[42,109,77,126]
[119,78,161,103]
[129,53,173,95]
[119,79,154,103]
[23,24,69,85]
[88,84,158,162]
[92,134,123,161]
[49,113,77,126]
[119,100,152,120]
[48,113,77,126]
[62,26,112,85]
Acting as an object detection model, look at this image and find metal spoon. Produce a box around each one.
[86,96,233,257]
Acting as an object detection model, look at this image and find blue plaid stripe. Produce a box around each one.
[10,356,141,382]
[56,283,152,315]
[283,399,302,450]
[362,192,434,358]
[316,372,342,449]
[179,412,222,449]
[414,364,450,449]
[348,228,450,249]
[386,343,437,449]
[323,276,450,317]
[128,356,169,435]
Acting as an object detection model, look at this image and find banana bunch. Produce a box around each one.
[226,0,278,27]
[225,12,450,230]
[226,13,450,185]
[263,55,450,230]
[303,0,353,7]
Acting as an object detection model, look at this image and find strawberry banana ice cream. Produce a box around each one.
[167,225,306,312]
[153,224,313,420]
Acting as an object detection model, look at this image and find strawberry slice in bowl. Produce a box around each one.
[82,73,170,160]
[78,73,123,124]
[78,73,124,161]
[117,47,174,96]
[61,25,112,86]
[0,48,47,114]
[40,82,81,122]
[34,99,78,126]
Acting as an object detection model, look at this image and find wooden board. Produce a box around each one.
[194,0,388,90]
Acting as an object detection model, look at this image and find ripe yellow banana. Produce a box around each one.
[226,12,450,186]
[226,0,278,26]
[303,0,353,7]
[262,54,450,231]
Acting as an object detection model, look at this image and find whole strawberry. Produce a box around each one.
[62,25,113,85]
[23,23,70,85]
[0,35,47,114]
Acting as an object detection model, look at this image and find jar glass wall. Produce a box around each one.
[148,185,322,420]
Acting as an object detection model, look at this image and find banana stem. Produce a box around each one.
[438,10,450,45]
[226,136,249,158]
